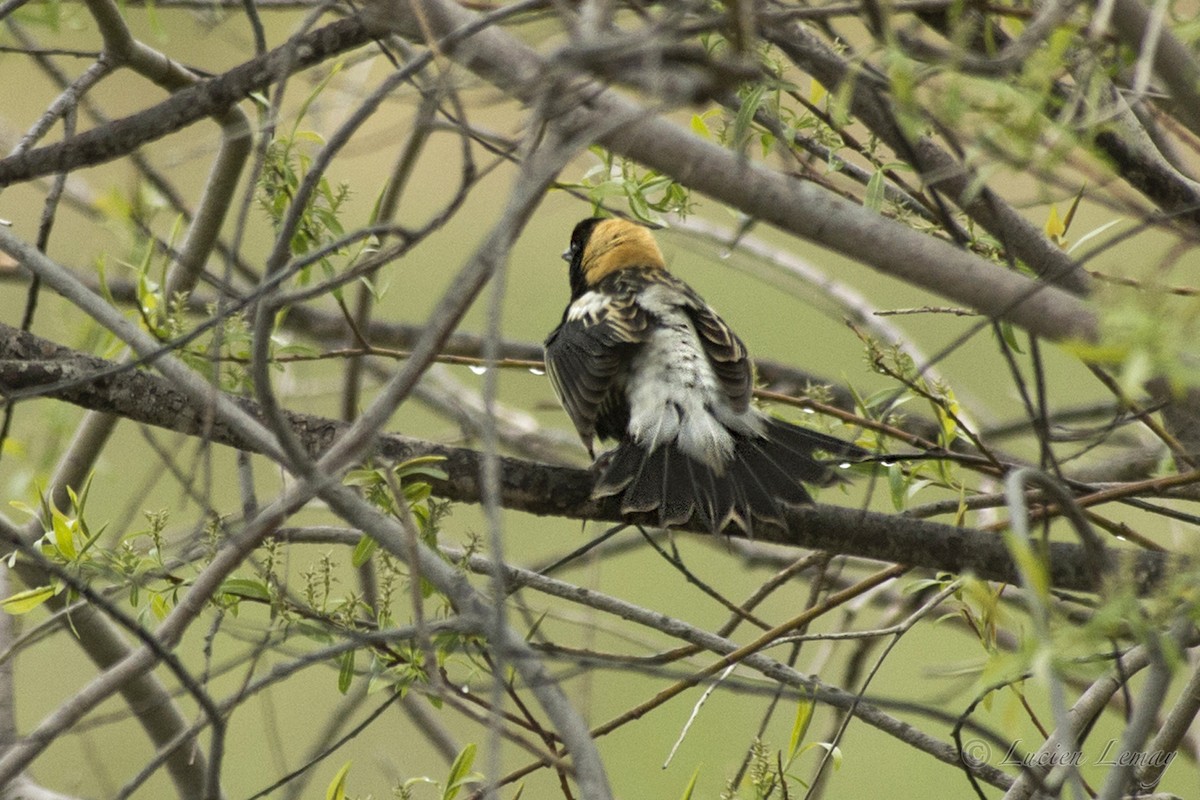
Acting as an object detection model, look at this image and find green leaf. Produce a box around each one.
[830,72,857,128]
[296,622,334,644]
[219,578,271,602]
[75,520,108,560]
[788,693,816,765]
[294,60,345,139]
[337,649,356,695]
[732,83,766,152]
[394,456,449,483]
[998,320,1024,354]
[7,500,38,520]
[797,741,843,769]
[293,129,327,145]
[443,743,479,800]
[351,534,377,568]
[864,169,885,212]
[860,386,914,413]
[1,585,55,615]
[627,189,653,223]
[810,76,827,105]
[1003,529,1050,601]
[524,610,550,642]
[678,766,701,800]
[1044,203,1066,244]
[935,390,960,449]
[143,0,163,38]
[403,776,438,793]
[905,576,950,594]
[50,509,76,560]
[325,761,352,800]
[344,467,385,488]
[888,463,906,511]
[403,483,433,504]
[759,131,775,158]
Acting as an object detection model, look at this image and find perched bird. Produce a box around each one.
[544,217,863,534]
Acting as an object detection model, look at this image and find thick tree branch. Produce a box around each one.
[1108,0,1200,139]
[362,0,1099,344]
[0,322,1179,593]
[1,3,1196,796]
[912,3,1200,231]
[0,6,1099,343]
[380,0,1200,477]
[762,20,1095,296]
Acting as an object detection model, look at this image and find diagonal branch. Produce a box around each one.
[762,19,1095,296]
[0,322,1179,593]
[0,16,371,187]
[1,6,1101,344]
[363,0,1099,343]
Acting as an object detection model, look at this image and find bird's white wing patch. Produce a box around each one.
[566,291,609,323]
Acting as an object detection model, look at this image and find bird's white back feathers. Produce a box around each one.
[625,283,763,471]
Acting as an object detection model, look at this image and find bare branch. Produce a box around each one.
[0,322,1179,593]
[0,17,371,186]
[367,0,1100,341]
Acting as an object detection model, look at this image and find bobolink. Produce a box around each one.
[544,217,863,534]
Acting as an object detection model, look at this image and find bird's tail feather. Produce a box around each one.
[758,417,865,481]
[593,418,864,534]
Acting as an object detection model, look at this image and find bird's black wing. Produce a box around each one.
[544,288,650,454]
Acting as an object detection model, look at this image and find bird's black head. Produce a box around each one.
[564,217,605,300]
[562,217,665,300]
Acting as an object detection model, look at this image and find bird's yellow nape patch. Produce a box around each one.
[581,219,666,285]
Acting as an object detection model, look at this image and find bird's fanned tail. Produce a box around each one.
[593,417,865,534]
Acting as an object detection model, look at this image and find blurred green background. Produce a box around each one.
[0,5,1189,799]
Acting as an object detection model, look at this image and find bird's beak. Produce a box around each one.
[561,249,572,263]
